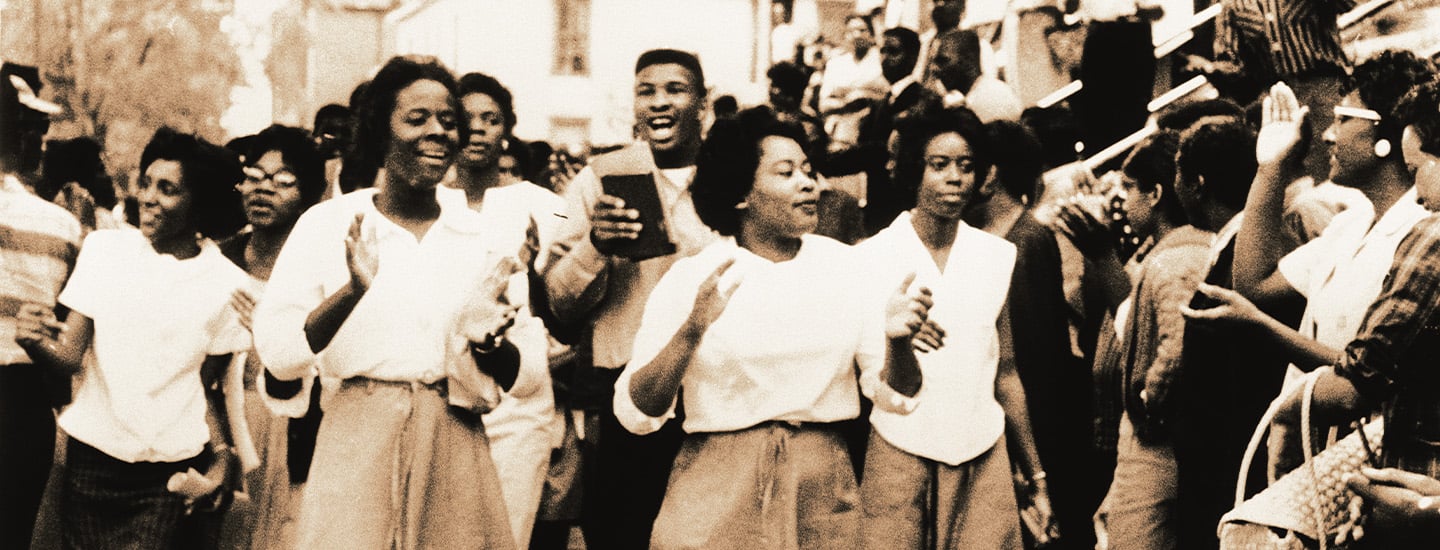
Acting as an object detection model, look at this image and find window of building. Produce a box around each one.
[554,0,591,75]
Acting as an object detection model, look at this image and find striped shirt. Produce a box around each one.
[0,174,82,365]
[1216,0,1355,81]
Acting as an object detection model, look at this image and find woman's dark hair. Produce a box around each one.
[42,137,114,208]
[691,106,808,236]
[1176,121,1257,212]
[526,140,555,185]
[1394,78,1440,157]
[893,101,990,198]
[1346,50,1437,146]
[245,124,328,207]
[355,55,460,168]
[139,127,245,239]
[766,61,810,101]
[458,72,516,132]
[1156,98,1245,132]
[985,120,1044,204]
[1122,129,1185,224]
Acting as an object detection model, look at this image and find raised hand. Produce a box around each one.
[1179,283,1267,327]
[1256,82,1309,167]
[14,303,62,350]
[589,194,641,245]
[460,256,524,347]
[345,213,379,292]
[1052,197,1115,258]
[682,259,740,337]
[885,273,934,340]
[230,289,257,332]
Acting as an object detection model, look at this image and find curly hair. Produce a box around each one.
[244,124,328,207]
[1395,78,1440,157]
[354,55,459,169]
[1346,50,1437,145]
[458,72,516,133]
[139,127,245,239]
[691,106,808,236]
[1177,121,1257,212]
[892,101,990,198]
[985,120,1044,204]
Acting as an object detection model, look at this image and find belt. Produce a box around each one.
[340,376,448,398]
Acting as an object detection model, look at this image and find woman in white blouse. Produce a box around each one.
[252,56,520,549]
[614,106,933,549]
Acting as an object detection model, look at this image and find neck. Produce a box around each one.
[150,231,201,260]
[736,223,802,262]
[1359,164,1412,221]
[910,209,959,249]
[248,224,293,260]
[377,174,441,222]
[1150,217,1178,242]
[456,163,503,206]
[653,143,699,170]
[967,193,1023,237]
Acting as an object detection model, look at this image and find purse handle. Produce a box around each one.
[1230,369,1331,549]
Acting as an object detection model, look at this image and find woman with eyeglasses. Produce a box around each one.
[252,56,519,549]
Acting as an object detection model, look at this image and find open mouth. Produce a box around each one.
[647,116,677,141]
[795,197,819,215]
[417,145,451,167]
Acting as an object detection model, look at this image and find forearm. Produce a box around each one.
[1310,371,1372,426]
[200,355,235,447]
[997,364,1043,474]
[471,340,521,392]
[881,336,922,397]
[1235,164,1294,297]
[303,282,365,354]
[628,326,701,417]
[1256,313,1342,370]
[22,312,92,376]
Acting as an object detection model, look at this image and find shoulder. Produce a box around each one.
[9,192,83,242]
[81,227,141,251]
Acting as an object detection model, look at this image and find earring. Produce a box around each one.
[735,201,749,210]
[1375,139,1392,158]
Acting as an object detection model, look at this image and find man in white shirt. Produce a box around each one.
[930,29,1022,123]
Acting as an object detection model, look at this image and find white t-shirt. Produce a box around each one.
[58,229,249,463]
[614,235,910,435]
[857,212,1015,466]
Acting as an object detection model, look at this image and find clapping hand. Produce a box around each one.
[345,213,379,292]
[230,289,257,332]
[885,273,939,347]
[682,259,740,338]
[1256,82,1308,168]
[460,256,524,349]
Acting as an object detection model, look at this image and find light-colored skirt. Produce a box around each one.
[296,378,515,550]
[650,422,860,550]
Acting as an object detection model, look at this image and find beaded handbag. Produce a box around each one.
[1218,370,1382,550]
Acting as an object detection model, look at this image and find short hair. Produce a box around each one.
[526,140,555,184]
[245,124,328,207]
[766,61,810,99]
[313,103,352,127]
[1346,50,1437,145]
[1122,130,1185,224]
[41,137,113,207]
[986,120,1044,204]
[893,101,991,197]
[1156,98,1246,132]
[139,127,245,239]
[691,106,808,236]
[355,56,459,166]
[713,95,739,119]
[1177,121,1257,211]
[635,49,706,94]
[458,72,517,132]
[1394,78,1440,157]
[882,27,921,59]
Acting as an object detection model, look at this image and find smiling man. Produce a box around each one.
[542,48,719,550]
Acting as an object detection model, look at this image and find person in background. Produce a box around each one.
[542,48,718,550]
[252,55,520,549]
[616,106,929,548]
[929,29,1021,124]
[312,103,353,199]
[818,14,887,117]
[0,63,79,550]
[444,70,566,550]
[216,124,327,550]
[16,127,249,548]
[42,137,121,232]
[859,106,1051,549]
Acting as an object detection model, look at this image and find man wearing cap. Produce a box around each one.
[0,61,79,549]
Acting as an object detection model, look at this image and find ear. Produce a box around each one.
[735,200,749,210]
[1147,181,1165,204]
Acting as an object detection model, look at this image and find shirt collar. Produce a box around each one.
[1371,186,1426,239]
[890,75,917,99]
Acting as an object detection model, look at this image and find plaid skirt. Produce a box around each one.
[650,422,860,550]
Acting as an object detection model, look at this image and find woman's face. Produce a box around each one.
[460,92,505,171]
[385,79,458,190]
[1322,92,1382,188]
[137,159,194,244]
[916,132,980,221]
[1120,175,1158,239]
[239,150,307,231]
[742,136,818,239]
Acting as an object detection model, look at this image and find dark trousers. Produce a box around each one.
[581,407,686,550]
[61,438,207,550]
[1075,19,1155,166]
[0,366,56,549]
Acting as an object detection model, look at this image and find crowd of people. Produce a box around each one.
[4,0,1440,548]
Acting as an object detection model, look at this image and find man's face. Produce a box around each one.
[846,19,874,53]
[930,33,977,93]
[880,35,916,84]
[931,0,963,30]
[635,63,704,156]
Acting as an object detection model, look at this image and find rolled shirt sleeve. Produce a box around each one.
[854,267,920,416]
[543,166,612,324]
[253,206,343,381]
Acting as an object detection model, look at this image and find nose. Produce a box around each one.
[1322,123,1337,144]
[649,90,673,112]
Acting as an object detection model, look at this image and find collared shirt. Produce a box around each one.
[543,144,717,370]
[253,188,507,410]
[58,229,249,462]
[1279,188,1427,351]
[1216,0,1355,81]
[0,174,82,365]
[819,47,886,113]
[856,212,1014,466]
[614,235,900,436]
